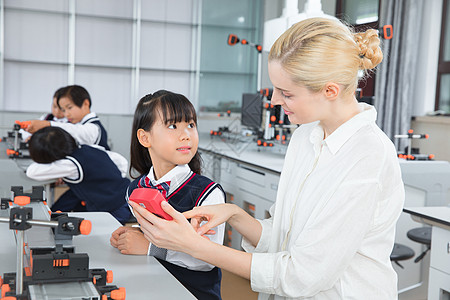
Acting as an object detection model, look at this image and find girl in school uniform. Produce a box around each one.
[129,18,405,300]
[26,126,131,224]
[110,90,225,300]
[25,85,110,150]
[40,87,67,122]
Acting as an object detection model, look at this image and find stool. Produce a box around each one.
[390,243,415,269]
[407,227,432,263]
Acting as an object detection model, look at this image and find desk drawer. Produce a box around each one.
[430,226,450,275]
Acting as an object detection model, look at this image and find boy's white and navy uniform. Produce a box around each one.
[127,164,225,300]
[27,145,131,224]
[51,112,110,150]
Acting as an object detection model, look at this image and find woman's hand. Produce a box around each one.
[129,201,202,254]
[110,226,149,255]
[183,203,239,235]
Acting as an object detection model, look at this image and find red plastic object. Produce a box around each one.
[129,188,172,220]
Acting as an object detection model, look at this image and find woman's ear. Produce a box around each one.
[324,82,340,100]
[137,129,151,147]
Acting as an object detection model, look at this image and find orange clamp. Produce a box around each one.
[110,287,126,300]
[15,120,31,129]
[6,149,18,156]
[106,270,113,283]
[227,34,239,46]
[1,284,11,298]
[14,196,30,206]
[79,220,92,235]
[382,25,393,40]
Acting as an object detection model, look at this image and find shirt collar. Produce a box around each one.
[310,103,377,155]
[81,112,96,123]
[147,164,192,192]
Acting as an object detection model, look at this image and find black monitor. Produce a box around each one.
[241,93,263,129]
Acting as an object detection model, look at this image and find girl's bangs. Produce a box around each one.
[159,95,197,124]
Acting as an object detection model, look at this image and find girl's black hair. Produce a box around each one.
[28,127,78,164]
[57,85,91,108]
[130,90,202,178]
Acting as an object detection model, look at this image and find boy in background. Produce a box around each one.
[26,85,110,150]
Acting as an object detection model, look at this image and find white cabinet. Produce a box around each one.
[428,226,450,299]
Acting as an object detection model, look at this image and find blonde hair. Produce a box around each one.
[269,17,383,96]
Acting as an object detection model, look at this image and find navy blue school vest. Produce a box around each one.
[64,145,131,223]
[82,115,110,150]
[128,173,225,300]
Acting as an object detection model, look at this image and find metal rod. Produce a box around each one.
[16,230,24,295]
[257,51,262,92]
[14,130,19,151]
[0,217,58,228]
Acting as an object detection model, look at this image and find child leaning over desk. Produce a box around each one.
[26,127,131,224]
[110,90,225,300]
[25,84,110,150]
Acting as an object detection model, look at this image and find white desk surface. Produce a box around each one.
[0,211,195,299]
[403,206,450,230]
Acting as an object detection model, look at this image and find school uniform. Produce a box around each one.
[51,112,110,150]
[242,103,404,300]
[128,164,225,300]
[26,144,131,224]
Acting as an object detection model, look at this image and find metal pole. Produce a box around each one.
[16,230,24,295]
[0,217,58,227]
[257,51,262,92]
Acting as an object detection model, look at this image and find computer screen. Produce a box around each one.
[241,93,263,129]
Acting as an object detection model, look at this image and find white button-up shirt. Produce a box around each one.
[243,103,404,300]
[51,112,102,146]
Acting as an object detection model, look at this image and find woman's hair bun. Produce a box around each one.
[354,29,383,70]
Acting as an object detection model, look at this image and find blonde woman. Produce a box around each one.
[129,18,404,300]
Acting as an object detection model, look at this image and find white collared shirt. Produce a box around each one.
[146,164,225,271]
[51,112,101,146]
[243,103,404,300]
[26,145,128,181]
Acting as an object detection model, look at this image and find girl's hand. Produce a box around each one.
[110,226,149,255]
[129,201,201,253]
[183,203,238,236]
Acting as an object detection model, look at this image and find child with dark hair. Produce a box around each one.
[26,126,131,224]
[25,85,110,150]
[41,87,67,122]
[110,90,225,299]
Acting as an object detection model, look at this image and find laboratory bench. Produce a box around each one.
[403,207,450,300]
[0,210,195,299]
